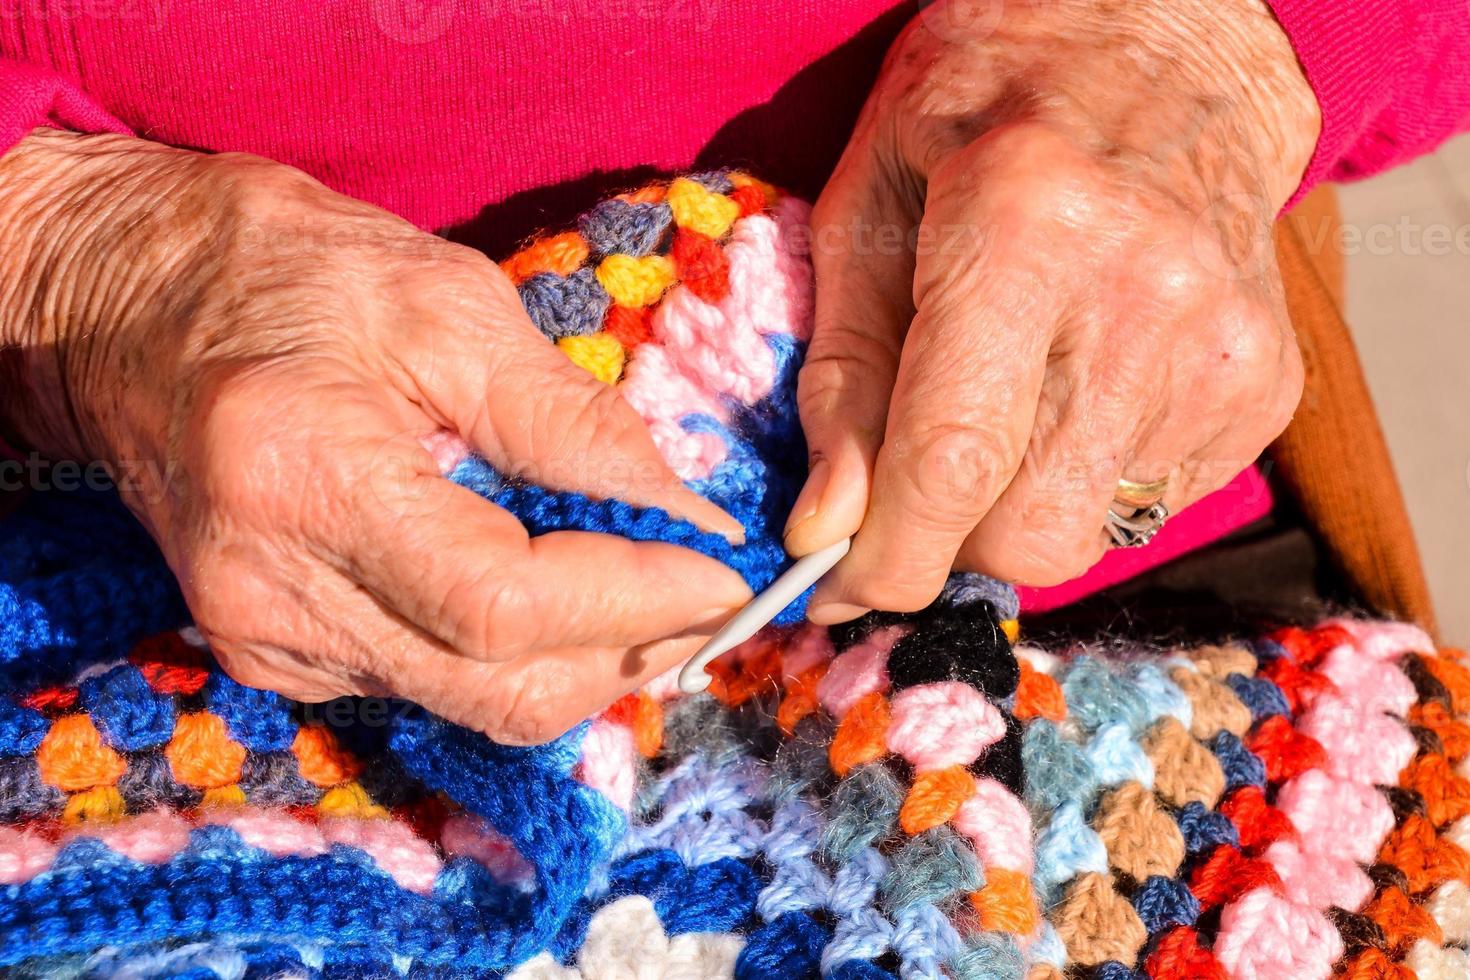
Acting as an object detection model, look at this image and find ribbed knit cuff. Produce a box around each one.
[0,60,130,158]
[1265,0,1409,211]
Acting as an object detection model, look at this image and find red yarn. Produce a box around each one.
[729,184,768,217]
[1245,715,1327,783]
[670,229,731,303]
[1146,926,1228,979]
[18,685,79,714]
[1189,844,1283,908]
[604,304,654,348]
[1258,656,1338,713]
[1270,624,1355,667]
[130,632,211,695]
[1219,786,1295,851]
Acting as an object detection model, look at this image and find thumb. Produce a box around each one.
[786,151,916,557]
[408,261,745,543]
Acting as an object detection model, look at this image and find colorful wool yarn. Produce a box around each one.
[2,173,1469,979]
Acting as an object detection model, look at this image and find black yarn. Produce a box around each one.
[1378,785,1427,823]
[1367,862,1411,894]
[1400,654,1452,707]
[971,711,1024,795]
[1325,906,1388,954]
[884,612,1016,698]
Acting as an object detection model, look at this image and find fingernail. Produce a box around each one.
[806,601,870,625]
[680,494,747,546]
[784,458,831,544]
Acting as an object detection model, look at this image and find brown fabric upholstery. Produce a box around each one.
[1271,188,1438,637]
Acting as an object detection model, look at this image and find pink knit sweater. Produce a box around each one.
[1,0,1466,606]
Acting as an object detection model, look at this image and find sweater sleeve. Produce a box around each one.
[0,58,129,156]
[1266,0,1470,206]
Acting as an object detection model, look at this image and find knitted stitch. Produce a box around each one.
[1,173,1467,979]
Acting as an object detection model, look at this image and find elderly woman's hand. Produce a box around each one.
[0,129,751,743]
[788,0,1320,620]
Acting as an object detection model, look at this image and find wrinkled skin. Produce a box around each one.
[787,0,1321,621]
[0,0,1322,743]
[0,132,751,744]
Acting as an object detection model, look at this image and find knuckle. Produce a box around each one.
[1137,248,1216,313]
[972,532,1100,588]
[798,343,896,422]
[893,422,1014,518]
[477,671,579,746]
[845,576,945,615]
[439,567,535,662]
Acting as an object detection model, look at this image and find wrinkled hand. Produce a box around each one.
[0,130,750,743]
[788,0,1320,619]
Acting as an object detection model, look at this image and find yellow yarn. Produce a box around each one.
[557,332,626,384]
[1002,619,1020,643]
[667,178,740,239]
[201,784,248,809]
[317,781,390,819]
[63,785,126,825]
[595,253,676,307]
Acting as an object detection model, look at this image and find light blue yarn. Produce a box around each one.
[1033,801,1108,904]
[1085,722,1154,790]
[1126,662,1193,729]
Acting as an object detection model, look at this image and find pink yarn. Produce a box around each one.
[618,344,731,482]
[779,623,836,683]
[885,681,1006,771]
[84,808,192,864]
[952,778,1034,873]
[1319,646,1417,715]
[815,626,901,718]
[217,806,328,858]
[1296,694,1419,785]
[1215,887,1345,980]
[1276,769,1395,864]
[321,817,442,895]
[1327,618,1436,661]
[1263,838,1374,911]
[0,826,57,884]
[725,198,815,342]
[440,814,535,885]
[576,716,638,811]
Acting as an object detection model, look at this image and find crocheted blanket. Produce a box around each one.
[2,173,1467,980]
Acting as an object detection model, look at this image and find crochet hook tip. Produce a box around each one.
[677,536,852,694]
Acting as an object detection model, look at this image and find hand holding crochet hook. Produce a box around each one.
[778,0,1323,629]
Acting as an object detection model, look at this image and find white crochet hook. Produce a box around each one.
[678,536,852,694]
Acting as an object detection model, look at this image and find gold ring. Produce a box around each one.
[1114,475,1170,509]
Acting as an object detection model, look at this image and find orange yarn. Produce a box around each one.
[1420,651,1470,714]
[970,868,1038,933]
[166,712,247,789]
[1013,660,1066,722]
[618,184,667,205]
[829,691,890,777]
[499,230,589,283]
[706,642,782,707]
[292,724,365,788]
[776,665,825,736]
[36,714,127,791]
[1362,885,1443,954]
[1400,753,1470,827]
[1336,948,1416,980]
[604,691,663,758]
[899,765,975,835]
[1377,814,1470,894]
[1409,700,1470,761]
